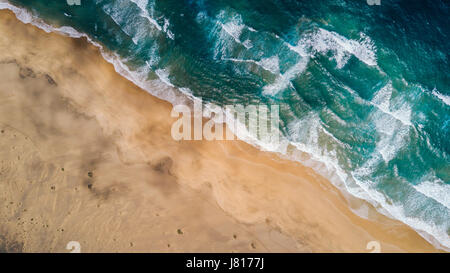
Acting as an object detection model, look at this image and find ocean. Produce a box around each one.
[0,0,448,250]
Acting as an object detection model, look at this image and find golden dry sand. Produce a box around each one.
[0,10,440,252]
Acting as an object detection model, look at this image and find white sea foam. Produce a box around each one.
[155,69,174,87]
[2,1,448,251]
[222,56,280,74]
[262,27,377,96]
[284,28,377,68]
[221,21,244,43]
[215,11,254,51]
[0,2,88,39]
[374,114,409,163]
[308,29,377,67]
[128,0,161,29]
[414,178,450,210]
[368,82,413,163]
[162,18,174,40]
[258,56,280,74]
[103,2,146,46]
[0,1,186,105]
[286,93,448,250]
[288,115,370,196]
[432,88,450,106]
[351,169,450,251]
[288,28,377,68]
[128,0,174,40]
[219,21,253,49]
[262,55,309,96]
[371,82,412,126]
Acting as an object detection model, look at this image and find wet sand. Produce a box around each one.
[0,10,439,252]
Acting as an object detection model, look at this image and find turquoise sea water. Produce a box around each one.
[1,0,449,249]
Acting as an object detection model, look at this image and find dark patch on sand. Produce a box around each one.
[80,153,128,201]
[148,157,179,196]
[0,233,24,253]
[152,156,173,175]
[44,74,57,86]
[84,178,128,201]
[2,60,127,205]
[71,37,89,50]
[0,58,17,65]
[19,67,35,79]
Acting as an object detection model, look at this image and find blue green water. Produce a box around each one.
[1,0,449,249]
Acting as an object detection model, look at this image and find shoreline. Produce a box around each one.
[0,9,441,252]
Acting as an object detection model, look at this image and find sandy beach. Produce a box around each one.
[0,10,440,252]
